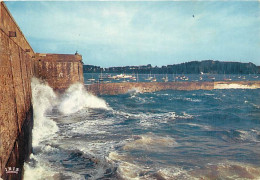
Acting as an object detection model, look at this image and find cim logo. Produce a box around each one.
[5,167,19,174]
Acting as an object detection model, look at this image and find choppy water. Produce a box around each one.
[25,77,260,180]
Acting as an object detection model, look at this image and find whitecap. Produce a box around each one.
[123,133,177,151]
[157,167,195,180]
[58,83,110,114]
[31,77,59,147]
[183,123,212,131]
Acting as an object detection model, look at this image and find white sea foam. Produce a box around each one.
[107,151,129,162]
[23,154,59,180]
[123,133,177,151]
[129,95,154,104]
[157,167,195,180]
[236,129,260,142]
[27,78,60,180]
[136,112,177,128]
[58,83,110,114]
[183,123,212,131]
[128,88,140,94]
[109,152,193,180]
[251,103,260,109]
[114,110,173,128]
[42,145,59,153]
[204,93,215,96]
[112,110,193,128]
[180,112,193,119]
[117,162,146,180]
[24,154,84,180]
[31,78,59,147]
[184,98,202,102]
[69,118,114,135]
[213,97,222,100]
[27,78,112,180]
[107,152,154,179]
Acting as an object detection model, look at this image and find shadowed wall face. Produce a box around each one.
[34,53,84,91]
[0,2,34,179]
[1,2,84,179]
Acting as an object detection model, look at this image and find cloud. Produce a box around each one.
[6,1,260,66]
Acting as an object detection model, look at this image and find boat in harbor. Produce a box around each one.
[111,74,133,79]
[88,74,96,82]
[130,76,136,81]
[145,72,153,81]
[224,77,232,81]
[208,76,215,80]
[180,75,189,81]
[162,74,168,82]
[151,78,157,82]
[224,72,232,81]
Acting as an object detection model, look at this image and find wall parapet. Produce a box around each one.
[85,81,260,95]
[0,2,34,57]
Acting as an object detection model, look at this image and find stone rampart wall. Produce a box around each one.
[0,2,84,179]
[34,53,84,91]
[85,81,260,95]
[0,2,34,179]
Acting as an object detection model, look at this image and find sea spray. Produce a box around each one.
[25,80,260,180]
[123,133,176,151]
[25,78,60,180]
[23,154,57,180]
[58,83,110,115]
[31,78,58,147]
[25,78,111,179]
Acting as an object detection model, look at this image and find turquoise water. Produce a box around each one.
[26,78,260,179]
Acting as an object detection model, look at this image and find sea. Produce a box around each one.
[24,74,260,180]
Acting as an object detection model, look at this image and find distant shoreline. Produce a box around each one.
[83,60,260,74]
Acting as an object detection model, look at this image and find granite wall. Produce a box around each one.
[0,2,34,179]
[34,53,84,92]
[85,81,260,95]
[0,2,84,179]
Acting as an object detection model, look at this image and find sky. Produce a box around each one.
[5,1,260,67]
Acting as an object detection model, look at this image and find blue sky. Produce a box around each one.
[6,1,260,67]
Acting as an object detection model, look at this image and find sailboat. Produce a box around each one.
[145,72,153,81]
[122,78,127,83]
[223,72,232,81]
[130,73,136,81]
[162,74,168,82]
[98,69,105,82]
[151,74,157,82]
[208,76,215,80]
[88,74,95,82]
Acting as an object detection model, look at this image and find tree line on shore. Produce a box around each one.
[83,60,259,74]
